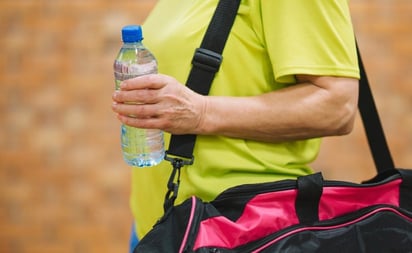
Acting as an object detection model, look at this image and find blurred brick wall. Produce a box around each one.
[0,1,155,252]
[0,1,411,253]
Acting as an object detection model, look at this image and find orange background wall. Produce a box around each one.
[1,1,411,252]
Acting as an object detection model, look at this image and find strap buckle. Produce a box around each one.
[164,151,194,166]
[163,152,194,213]
[192,48,223,73]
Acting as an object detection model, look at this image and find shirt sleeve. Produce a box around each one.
[261,0,360,83]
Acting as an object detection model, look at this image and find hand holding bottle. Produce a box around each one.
[112,73,207,136]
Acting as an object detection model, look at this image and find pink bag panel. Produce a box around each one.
[193,178,402,250]
[319,178,401,220]
[194,189,299,250]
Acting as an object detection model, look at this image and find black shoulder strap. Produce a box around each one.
[163,0,241,212]
[166,0,241,160]
[357,43,395,173]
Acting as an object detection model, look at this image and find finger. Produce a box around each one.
[112,102,161,119]
[120,74,168,91]
[116,113,167,130]
[112,89,160,104]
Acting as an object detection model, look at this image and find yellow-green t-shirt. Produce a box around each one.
[132,0,359,238]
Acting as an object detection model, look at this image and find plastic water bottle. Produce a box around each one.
[113,25,164,167]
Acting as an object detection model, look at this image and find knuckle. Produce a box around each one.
[146,74,157,83]
[160,121,173,130]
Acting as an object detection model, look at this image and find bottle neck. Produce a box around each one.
[122,41,143,49]
[123,41,143,45]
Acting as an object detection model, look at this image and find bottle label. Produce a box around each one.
[114,60,157,81]
[128,61,157,76]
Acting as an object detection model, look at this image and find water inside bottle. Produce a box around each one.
[120,124,164,167]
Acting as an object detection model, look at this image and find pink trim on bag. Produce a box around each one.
[194,189,299,250]
[252,206,412,252]
[193,178,402,250]
[179,196,197,253]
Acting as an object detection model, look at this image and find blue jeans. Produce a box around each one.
[129,224,139,253]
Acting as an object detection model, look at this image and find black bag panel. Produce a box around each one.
[134,197,199,253]
[135,197,225,253]
[258,208,412,253]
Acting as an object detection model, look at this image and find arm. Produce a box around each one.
[199,74,358,142]
[112,73,358,142]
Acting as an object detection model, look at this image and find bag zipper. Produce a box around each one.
[213,173,401,203]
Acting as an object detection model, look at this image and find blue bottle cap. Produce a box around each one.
[121,25,143,43]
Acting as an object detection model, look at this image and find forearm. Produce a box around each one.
[112,75,359,142]
[196,76,359,142]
